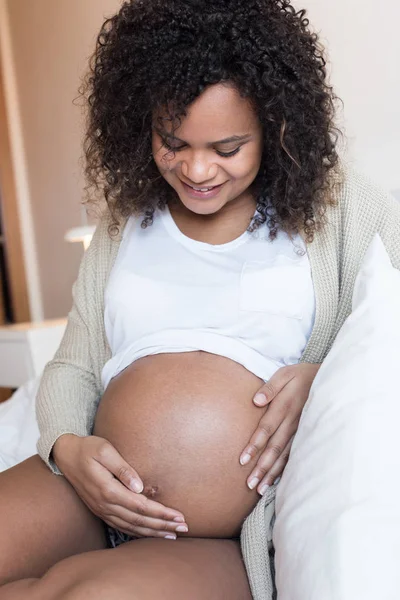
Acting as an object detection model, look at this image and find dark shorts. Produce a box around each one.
[106,525,138,548]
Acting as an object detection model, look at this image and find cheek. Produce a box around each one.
[151,136,159,161]
[228,153,262,183]
[153,150,176,176]
[152,137,174,174]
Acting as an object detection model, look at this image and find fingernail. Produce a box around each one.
[253,393,267,406]
[165,534,177,540]
[175,525,188,533]
[274,477,281,486]
[240,453,251,466]
[173,516,185,523]
[132,480,143,493]
[259,483,270,496]
[248,477,260,490]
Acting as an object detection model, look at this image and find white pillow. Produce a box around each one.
[273,234,400,600]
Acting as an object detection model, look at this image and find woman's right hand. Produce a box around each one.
[52,434,188,539]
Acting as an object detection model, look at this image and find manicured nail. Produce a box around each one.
[274,477,281,485]
[253,393,267,406]
[240,453,251,466]
[165,534,177,540]
[259,483,270,496]
[175,525,188,533]
[173,516,185,523]
[131,480,143,493]
[248,477,260,490]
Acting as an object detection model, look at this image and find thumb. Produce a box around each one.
[253,367,294,406]
[95,441,144,493]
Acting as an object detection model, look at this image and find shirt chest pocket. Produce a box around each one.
[239,257,311,320]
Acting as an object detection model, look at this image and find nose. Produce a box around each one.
[180,151,218,184]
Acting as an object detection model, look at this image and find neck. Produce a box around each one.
[169,193,257,245]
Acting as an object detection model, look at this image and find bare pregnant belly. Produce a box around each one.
[94,352,267,538]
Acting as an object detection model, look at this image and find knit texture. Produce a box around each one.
[36,166,400,598]
[241,484,277,599]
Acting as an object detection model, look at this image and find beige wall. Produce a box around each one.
[5,0,122,318]
[297,0,400,192]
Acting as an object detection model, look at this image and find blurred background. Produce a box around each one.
[0,0,399,327]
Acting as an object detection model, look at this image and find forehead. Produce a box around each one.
[154,83,259,139]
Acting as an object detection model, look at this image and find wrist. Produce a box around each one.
[52,433,80,470]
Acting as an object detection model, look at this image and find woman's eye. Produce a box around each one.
[161,139,241,158]
[162,140,185,152]
[216,147,241,158]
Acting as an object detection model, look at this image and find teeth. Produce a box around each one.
[192,186,213,192]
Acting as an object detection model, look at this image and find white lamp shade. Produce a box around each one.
[64,225,96,250]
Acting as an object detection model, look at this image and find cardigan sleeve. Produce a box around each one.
[379,192,400,270]
[35,217,112,474]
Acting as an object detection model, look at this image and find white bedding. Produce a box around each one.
[274,234,400,599]
[0,378,40,472]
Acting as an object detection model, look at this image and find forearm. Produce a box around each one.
[36,363,100,473]
[35,214,115,473]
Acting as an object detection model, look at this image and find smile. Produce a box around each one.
[185,182,223,191]
[191,186,216,192]
[180,180,226,199]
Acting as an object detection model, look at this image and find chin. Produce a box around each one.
[178,195,229,215]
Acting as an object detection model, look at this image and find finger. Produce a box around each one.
[246,421,297,490]
[130,525,179,540]
[90,458,186,523]
[105,504,189,534]
[94,441,144,493]
[104,516,178,540]
[240,395,290,466]
[257,438,293,496]
[240,416,278,466]
[109,484,186,523]
[253,366,296,407]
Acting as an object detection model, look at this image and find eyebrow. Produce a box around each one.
[153,127,252,145]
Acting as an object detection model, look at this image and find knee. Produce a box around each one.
[54,580,98,600]
[37,556,142,600]
[0,555,18,587]
[56,579,141,600]
[0,578,40,600]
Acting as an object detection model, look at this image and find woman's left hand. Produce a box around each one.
[240,363,321,496]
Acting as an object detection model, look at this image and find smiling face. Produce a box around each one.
[152,83,263,217]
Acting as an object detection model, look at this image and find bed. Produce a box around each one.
[0,319,66,472]
[0,377,40,472]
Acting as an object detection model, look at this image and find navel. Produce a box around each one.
[143,483,160,498]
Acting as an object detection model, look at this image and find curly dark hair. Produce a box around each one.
[81,0,342,241]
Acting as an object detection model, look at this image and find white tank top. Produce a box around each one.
[102,207,316,390]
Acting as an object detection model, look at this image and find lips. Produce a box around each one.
[180,180,225,200]
[192,185,215,192]
[184,182,222,191]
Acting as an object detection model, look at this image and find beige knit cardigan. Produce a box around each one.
[36,167,400,599]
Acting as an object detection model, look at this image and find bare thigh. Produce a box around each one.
[0,455,106,585]
[3,538,252,600]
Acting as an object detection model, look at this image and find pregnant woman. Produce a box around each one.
[1,1,400,599]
